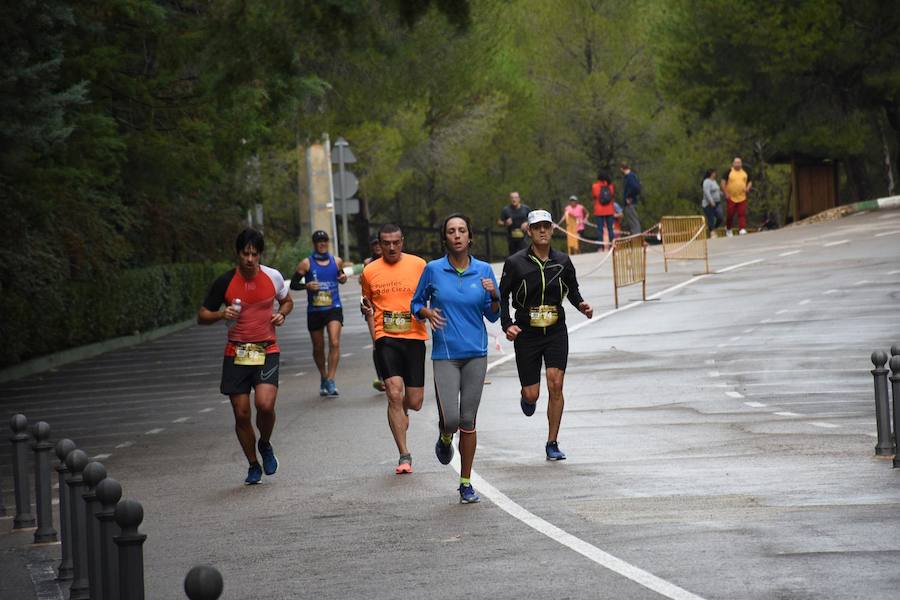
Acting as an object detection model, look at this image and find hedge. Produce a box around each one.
[0,262,231,368]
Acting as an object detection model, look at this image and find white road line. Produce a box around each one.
[294,371,306,376]
[889,270,900,275]
[852,280,869,286]
[823,289,839,295]
[746,393,859,398]
[744,401,767,408]
[725,391,744,399]
[92,454,111,460]
[341,353,353,357]
[704,359,716,365]
[145,428,164,435]
[742,328,754,334]
[716,343,727,348]
[198,408,214,413]
[707,371,719,378]
[716,258,765,273]
[363,344,373,350]
[220,399,230,404]
[808,422,840,429]
[874,230,900,237]
[776,309,789,315]
[878,212,900,219]
[823,239,849,247]
[729,336,741,341]
[778,250,801,257]
[797,299,810,305]
[172,417,189,423]
[451,458,707,600]
[115,441,133,449]
[759,318,772,324]
[774,412,803,417]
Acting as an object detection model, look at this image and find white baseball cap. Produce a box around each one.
[527,209,553,225]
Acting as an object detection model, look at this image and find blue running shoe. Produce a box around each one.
[257,440,278,475]
[545,441,566,461]
[319,377,328,396]
[244,462,263,485]
[327,379,339,396]
[435,434,454,465]
[520,396,536,417]
[458,483,481,504]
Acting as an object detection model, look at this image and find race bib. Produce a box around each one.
[529,305,559,327]
[383,310,412,333]
[312,290,333,307]
[234,343,266,366]
[511,229,525,239]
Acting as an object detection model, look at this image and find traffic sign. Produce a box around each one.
[332,170,358,199]
[334,198,359,215]
[331,137,357,163]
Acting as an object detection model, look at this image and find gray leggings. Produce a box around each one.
[433,356,488,434]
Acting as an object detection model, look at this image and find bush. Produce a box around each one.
[0,262,230,368]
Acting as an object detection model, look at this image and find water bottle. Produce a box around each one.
[227,298,241,328]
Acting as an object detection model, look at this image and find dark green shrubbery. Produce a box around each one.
[0,262,229,368]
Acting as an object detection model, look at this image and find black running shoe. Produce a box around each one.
[520,396,536,417]
[435,434,454,465]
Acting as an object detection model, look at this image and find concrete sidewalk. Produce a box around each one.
[0,518,62,600]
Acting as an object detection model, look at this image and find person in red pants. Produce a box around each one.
[721,157,752,236]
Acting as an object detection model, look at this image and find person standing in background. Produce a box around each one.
[592,172,616,251]
[722,157,752,236]
[702,168,723,236]
[619,163,642,237]
[497,191,531,257]
[559,195,588,254]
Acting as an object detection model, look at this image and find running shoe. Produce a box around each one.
[395,453,413,474]
[545,441,567,461]
[372,379,385,392]
[327,379,340,396]
[458,483,481,504]
[725,229,733,237]
[435,434,454,465]
[739,228,747,236]
[244,462,263,485]
[257,440,278,475]
[520,396,536,417]
[319,377,328,397]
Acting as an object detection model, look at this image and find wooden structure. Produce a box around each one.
[790,159,839,222]
[660,216,709,274]
[612,235,646,308]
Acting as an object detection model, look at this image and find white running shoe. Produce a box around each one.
[725,229,733,237]
[739,228,747,235]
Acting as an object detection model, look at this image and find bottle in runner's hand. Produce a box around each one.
[227,298,241,328]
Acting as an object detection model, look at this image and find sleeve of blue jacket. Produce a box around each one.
[481,264,500,323]
[410,263,433,320]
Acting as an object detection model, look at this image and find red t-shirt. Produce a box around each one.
[592,181,616,217]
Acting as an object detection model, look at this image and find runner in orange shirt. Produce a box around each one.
[360,224,428,474]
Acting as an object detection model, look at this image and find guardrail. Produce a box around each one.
[4,414,226,599]
[659,216,709,274]
[611,234,647,308]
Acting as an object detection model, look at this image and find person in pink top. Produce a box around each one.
[559,195,589,254]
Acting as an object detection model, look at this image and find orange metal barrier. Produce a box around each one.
[660,216,708,273]
[612,235,646,308]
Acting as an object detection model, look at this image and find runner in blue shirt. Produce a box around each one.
[411,213,500,503]
[290,230,347,396]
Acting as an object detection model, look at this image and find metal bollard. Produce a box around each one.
[54,439,76,581]
[82,462,108,600]
[184,565,224,600]
[114,499,147,600]
[872,351,895,456]
[65,448,91,600]
[891,355,900,469]
[10,414,36,529]
[31,421,58,543]
[95,478,122,600]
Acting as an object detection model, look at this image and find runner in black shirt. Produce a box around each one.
[497,191,531,257]
[499,210,593,460]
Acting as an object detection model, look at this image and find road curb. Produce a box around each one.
[789,194,900,227]
[0,318,196,384]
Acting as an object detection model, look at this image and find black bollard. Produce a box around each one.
[114,499,147,600]
[31,421,58,543]
[65,448,91,600]
[54,439,76,581]
[95,478,122,600]
[184,565,224,600]
[0,469,6,517]
[82,462,107,600]
[10,414,36,529]
[872,351,895,456]
[891,356,900,469]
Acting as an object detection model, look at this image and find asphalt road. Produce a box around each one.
[2,209,900,599]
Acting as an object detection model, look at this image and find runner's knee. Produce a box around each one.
[522,386,540,403]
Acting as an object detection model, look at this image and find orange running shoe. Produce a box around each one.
[395,454,412,474]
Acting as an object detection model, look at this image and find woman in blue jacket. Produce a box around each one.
[411,213,500,503]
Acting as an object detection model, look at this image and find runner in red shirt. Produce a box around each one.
[198,229,294,485]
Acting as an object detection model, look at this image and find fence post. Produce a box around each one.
[115,499,147,600]
[55,439,76,581]
[31,421,58,543]
[891,355,900,469]
[184,565,224,600]
[83,462,108,600]
[95,478,122,600]
[65,448,91,599]
[871,351,894,456]
[10,414,35,529]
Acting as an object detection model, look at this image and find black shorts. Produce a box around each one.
[220,352,280,395]
[513,326,568,387]
[374,337,426,388]
[307,307,344,332]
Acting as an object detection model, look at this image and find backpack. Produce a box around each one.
[599,183,612,205]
